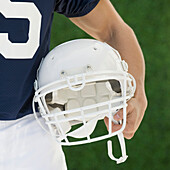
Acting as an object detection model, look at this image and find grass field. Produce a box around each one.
[50,0,170,169]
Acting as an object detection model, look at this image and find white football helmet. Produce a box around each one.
[33,39,136,164]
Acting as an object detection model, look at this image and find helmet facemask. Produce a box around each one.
[33,39,136,164]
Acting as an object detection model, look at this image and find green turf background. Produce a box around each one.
[50,0,170,169]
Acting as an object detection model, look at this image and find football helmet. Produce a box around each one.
[33,39,136,164]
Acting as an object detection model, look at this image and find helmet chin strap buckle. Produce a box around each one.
[107,132,128,164]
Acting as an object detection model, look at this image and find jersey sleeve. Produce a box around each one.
[54,0,100,18]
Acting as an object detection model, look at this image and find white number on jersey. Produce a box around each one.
[0,0,42,59]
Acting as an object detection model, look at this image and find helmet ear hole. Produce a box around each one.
[109,80,121,93]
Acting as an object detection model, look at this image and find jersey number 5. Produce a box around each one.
[0,0,42,59]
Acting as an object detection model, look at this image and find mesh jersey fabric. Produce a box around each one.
[0,0,100,120]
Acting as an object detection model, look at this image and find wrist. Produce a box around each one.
[135,84,145,98]
[134,80,147,106]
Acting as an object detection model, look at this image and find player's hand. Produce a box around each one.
[104,92,147,139]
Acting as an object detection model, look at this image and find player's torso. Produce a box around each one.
[0,0,57,120]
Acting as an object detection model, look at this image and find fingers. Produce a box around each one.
[113,102,134,121]
[113,109,123,121]
[104,117,122,132]
[104,100,137,140]
[123,132,134,139]
[104,95,147,140]
[104,116,135,140]
[123,112,136,139]
[123,101,137,139]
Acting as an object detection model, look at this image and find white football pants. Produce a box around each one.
[0,114,67,170]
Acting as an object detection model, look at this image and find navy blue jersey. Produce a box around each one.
[0,0,99,120]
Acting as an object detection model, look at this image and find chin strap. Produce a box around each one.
[107,132,128,164]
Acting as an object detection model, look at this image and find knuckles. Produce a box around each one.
[124,133,134,140]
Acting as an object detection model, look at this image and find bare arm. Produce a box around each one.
[70,0,147,139]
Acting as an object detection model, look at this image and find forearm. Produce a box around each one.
[70,0,146,100]
[104,24,147,137]
[103,24,146,98]
[70,0,147,138]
